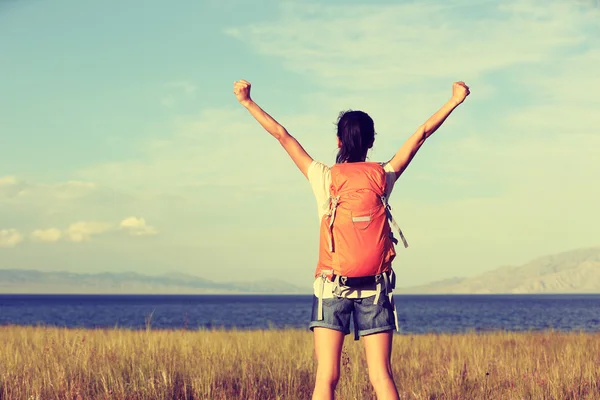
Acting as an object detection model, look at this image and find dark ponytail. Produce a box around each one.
[335,110,375,164]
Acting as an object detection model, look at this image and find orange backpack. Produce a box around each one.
[314,162,408,280]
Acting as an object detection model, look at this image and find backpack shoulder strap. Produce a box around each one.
[381,195,409,248]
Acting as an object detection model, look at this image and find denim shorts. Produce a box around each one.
[308,294,396,339]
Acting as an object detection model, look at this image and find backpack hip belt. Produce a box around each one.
[316,269,399,340]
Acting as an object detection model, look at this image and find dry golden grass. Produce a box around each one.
[0,326,599,399]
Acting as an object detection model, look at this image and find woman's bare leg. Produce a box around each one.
[363,330,399,400]
[312,327,345,400]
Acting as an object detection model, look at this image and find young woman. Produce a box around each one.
[234,79,470,400]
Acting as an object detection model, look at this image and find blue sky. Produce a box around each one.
[1,0,599,288]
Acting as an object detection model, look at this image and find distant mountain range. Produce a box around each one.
[0,269,308,294]
[401,246,600,294]
[1,246,599,294]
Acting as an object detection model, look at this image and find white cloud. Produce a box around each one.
[119,217,158,236]
[76,107,305,190]
[14,218,159,244]
[0,176,17,185]
[65,221,113,242]
[30,228,62,243]
[1,179,95,203]
[0,229,23,248]
[166,80,197,94]
[161,95,176,108]
[225,0,597,90]
[160,80,197,107]
[0,176,26,201]
[0,177,103,232]
[46,181,96,200]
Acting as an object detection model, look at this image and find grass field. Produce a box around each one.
[0,326,599,399]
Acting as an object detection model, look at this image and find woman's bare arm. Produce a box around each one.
[388,81,470,179]
[234,80,313,178]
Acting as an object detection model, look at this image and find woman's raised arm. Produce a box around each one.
[388,81,470,179]
[234,80,313,178]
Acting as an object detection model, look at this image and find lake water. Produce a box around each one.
[1,294,600,334]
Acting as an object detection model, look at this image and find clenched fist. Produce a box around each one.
[451,81,470,105]
[233,79,252,105]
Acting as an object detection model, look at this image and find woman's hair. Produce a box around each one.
[335,110,376,164]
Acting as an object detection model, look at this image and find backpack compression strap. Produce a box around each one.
[327,195,340,252]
